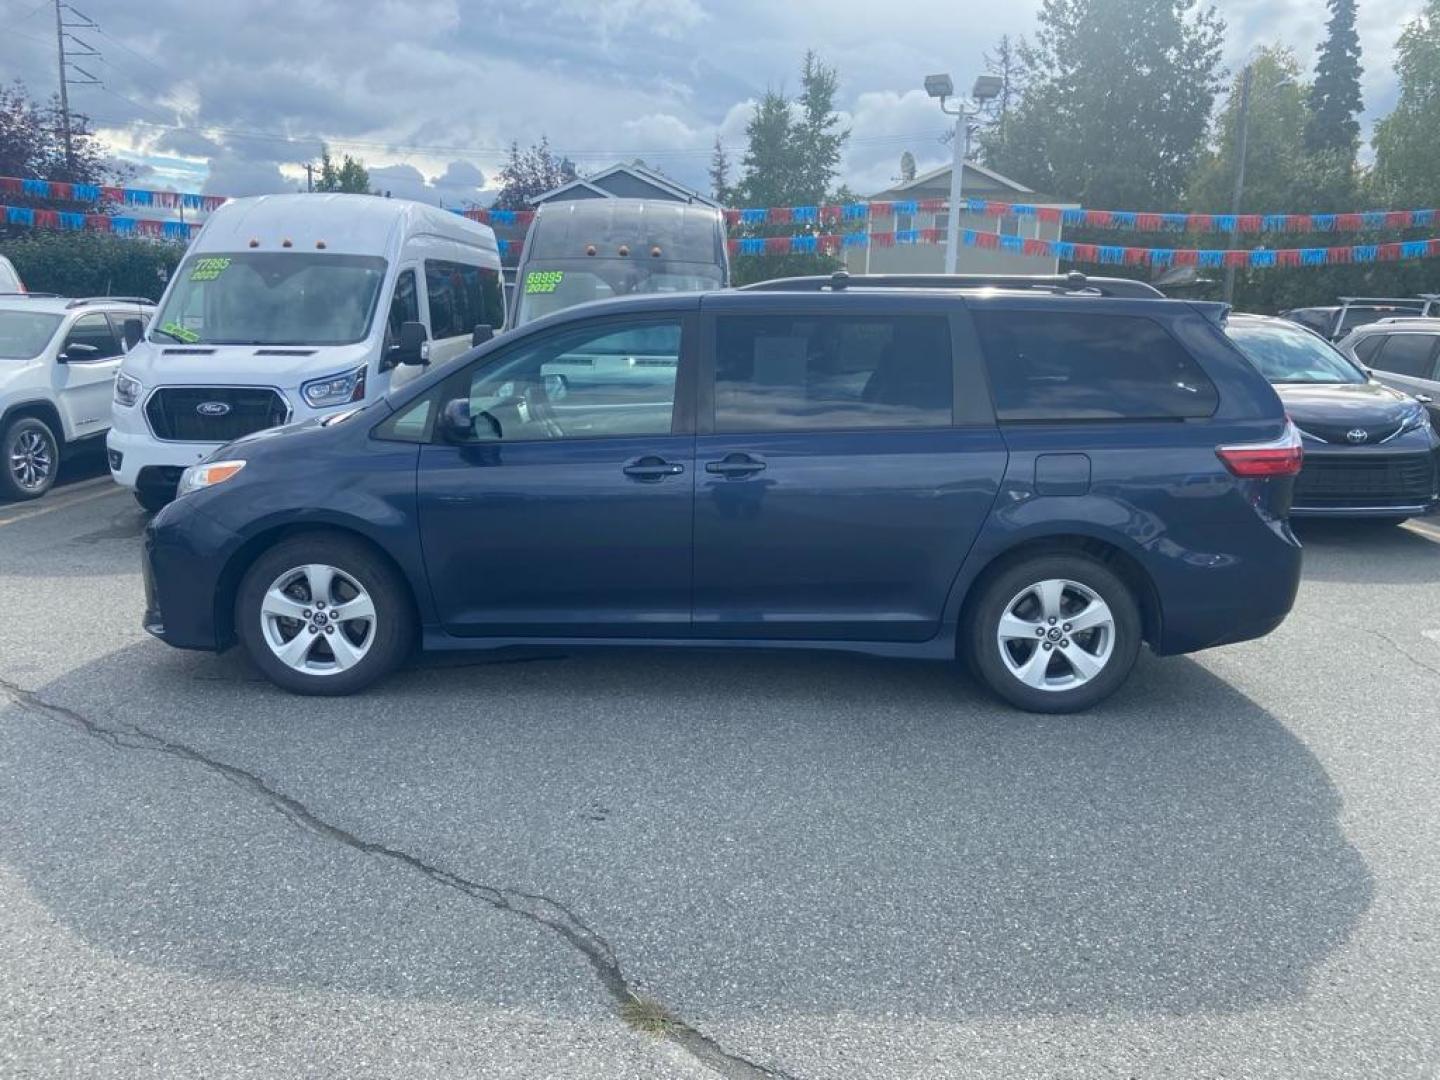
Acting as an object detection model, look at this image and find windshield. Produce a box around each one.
[515,262,722,325]
[152,252,387,347]
[1227,321,1367,385]
[0,311,63,360]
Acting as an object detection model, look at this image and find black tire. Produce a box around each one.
[966,552,1143,714]
[0,415,60,501]
[134,488,173,514]
[235,533,415,696]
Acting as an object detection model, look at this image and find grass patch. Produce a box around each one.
[620,992,681,1037]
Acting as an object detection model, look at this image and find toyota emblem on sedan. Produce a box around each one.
[1345,428,1368,444]
[196,401,232,417]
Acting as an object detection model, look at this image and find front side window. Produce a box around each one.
[383,269,419,366]
[445,319,682,443]
[1371,333,1440,379]
[713,314,952,433]
[64,313,122,360]
[1351,334,1385,364]
[425,260,504,340]
[151,253,387,346]
[974,311,1219,421]
[0,311,63,360]
[1226,320,1366,385]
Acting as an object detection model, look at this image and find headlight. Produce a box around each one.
[177,459,246,497]
[301,365,367,408]
[114,372,143,407]
[1402,404,1432,433]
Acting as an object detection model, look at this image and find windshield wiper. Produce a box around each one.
[150,326,193,344]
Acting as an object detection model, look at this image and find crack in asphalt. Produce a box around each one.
[0,676,798,1080]
[1355,628,1440,682]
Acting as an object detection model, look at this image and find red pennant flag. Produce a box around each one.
[726,238,739,255]
[1277,249,1302,267]
[1222,251,1248,267]
[819,205,843,224]
[50,181,73,201]
[764,235,790,254]
[86,213,112,232]
[818,233,842,255]
[1174,249,1199,266]
[868,201,893,218]
[1135,213,1163,232]
[871,231,895,248]
[33,209,58,229]
[1086,211,1113,229]
[1022,237,1049,257]
[1335,213,1363,232]
[1036,207,1062,224]
[1384,212,1409,230]
[1072,243,1098,262]
[768,207,793,224]
[919,198,946,213]
[723,209,741,226]
[1237,215,1263,233]
[1187,214,1214,232]
[1378,243,1403,261]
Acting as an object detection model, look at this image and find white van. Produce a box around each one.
[108,193,503,510]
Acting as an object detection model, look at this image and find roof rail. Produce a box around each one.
[65,296,155,308]
[739,270,1166,299]
[1335,296,1427,306]
[0,291,61,299]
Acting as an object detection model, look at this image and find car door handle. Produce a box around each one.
[705,453,767,477]
[623,456,685,482]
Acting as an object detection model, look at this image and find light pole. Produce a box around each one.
[925,73,1003,274]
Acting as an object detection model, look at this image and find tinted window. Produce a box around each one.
[1226,320,1365,384]
[386,270,419,342]
[426,260,505,339]
[973,311,1218,421]
[64,313,122,360]
[0,311,62,359]
[1372,333,1440,379]
[1341,305,1422,333]
[714,315,952,432]
[1351,334,1385,364]
[1285,309,1334,335]
[449,319,682,442]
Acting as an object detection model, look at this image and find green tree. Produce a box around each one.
[493,137,577,210]
[1372,0,1440,206]
[314,146,371,194]
[708,134,732,205]
[1304,0,1363,157]
[0,230,181,299]
[975,34,1029,163]
[990,0,1225,206]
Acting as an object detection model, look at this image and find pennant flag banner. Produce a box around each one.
[722,198,1440,235]
[3,203,198,241]
[723,227,1440,270]
[459,208,536,228]
[0,175,228,213]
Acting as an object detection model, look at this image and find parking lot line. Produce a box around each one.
[0,479,128,528]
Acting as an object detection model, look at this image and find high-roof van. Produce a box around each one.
[510,198,728,328]
[108,193,504,510]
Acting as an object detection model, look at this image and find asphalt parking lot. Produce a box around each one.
[2,471,1438,1079]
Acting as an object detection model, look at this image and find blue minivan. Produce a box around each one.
[142,274,1304,713]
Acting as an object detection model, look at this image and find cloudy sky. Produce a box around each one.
[0,0,1424,206]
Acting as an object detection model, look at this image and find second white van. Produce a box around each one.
[108,193,503,510]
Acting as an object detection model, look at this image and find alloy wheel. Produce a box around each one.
[9,428,55,493]
[996,578,1116,692]
[259,564,377,675]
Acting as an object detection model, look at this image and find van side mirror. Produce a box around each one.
[471,323,494,347]
[393,321,429,367]
[439,398,474,442]
[122,318,145,349]
[58,341,100,363]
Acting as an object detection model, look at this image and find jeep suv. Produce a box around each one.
[141,275,1303,713]
[0,295,154,500]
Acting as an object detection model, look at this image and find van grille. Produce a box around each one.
[1293,452,1437,508]
[145,387,290,442]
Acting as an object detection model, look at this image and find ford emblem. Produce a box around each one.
[1345,428,1368,444]
[196,401,231,417]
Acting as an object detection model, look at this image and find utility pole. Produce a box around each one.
[54,0,72,174]
[1222,63,1254,305]
[304,163,314,192]
[51,1,100,179]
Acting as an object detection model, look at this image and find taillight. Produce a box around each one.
[1216,420,1304,477]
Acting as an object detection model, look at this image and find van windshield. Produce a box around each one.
[152,253,387,346]
[0,311,63,360]
[515,262,722,326]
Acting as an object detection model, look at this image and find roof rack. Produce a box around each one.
[64,296,155,308]
[739,270,1167,299]
[0,291,61,299]
[1335,296,1427,306]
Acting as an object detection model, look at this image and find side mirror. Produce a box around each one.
[392,321,429,367]
[59,341,100,363]
[471,323,495,347]
[439,398,474,442]
[122,318,144,349]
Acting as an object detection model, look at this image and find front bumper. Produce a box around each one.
[108,425,222,491]
[142,500,243,651]
[1289,444,1439,517]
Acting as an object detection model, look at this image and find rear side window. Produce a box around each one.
[713,314,952,432]
[1371,334,1440,379]
[973,311,1218,421]
[1351,334,1385,364]
[425,260,505,340]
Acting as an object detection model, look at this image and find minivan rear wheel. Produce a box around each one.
[967,553,1142,713]
[236,534,414,695]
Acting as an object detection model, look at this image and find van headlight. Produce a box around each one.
[177,459,246,497]
[301,365,367,408]
[114,372,143,407]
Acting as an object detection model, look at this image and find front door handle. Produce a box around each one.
[623,456,685,482]
[705,452,767,478]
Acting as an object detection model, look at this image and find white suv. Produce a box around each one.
[0,295,154,501]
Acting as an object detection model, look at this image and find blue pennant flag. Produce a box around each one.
[58,212,85,230]
[1262,215,1289,232]
[1311,214,1335,231]
[1353,245,1378,263]
[790,235,817,254]
[1062,208,1086,226]
[1401,241,1428,259]
[72,183,100,202]
[892,200,918,217]
[1360,212,1386,230]
[1411,210,1435,227]
[843,231,869,248]
[896,229,919,245]
[739,237,765,256]
[22,179,50,198]
[792,206,818,223]
[740,208,767,225]
[1299,248,1326,266]
[1053,241,1076,259]
[1250,250,1278,268]
[1197,250,1225,268]
[999,235,1024,253]
[6,206,35,226]
[843,203,868,220]
[1161,213,1188,230]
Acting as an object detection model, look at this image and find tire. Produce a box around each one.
[235,533,415,696]
[966,552,1143,714]
[134,488,173,514]
[0,415,60,501]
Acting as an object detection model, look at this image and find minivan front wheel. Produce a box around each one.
[967,554,1141,713]
[236,535,414,695]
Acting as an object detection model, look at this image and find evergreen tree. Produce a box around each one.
[1304,0,1364,157]
[735,89,799,208]
[793,51,848,205]
[493,137,578,210]
[1372,0,1440,205]
[708,134,732,205]
[989,0,1224,206]
[898,151,917,184]
[975,34,1029,162]
[315,146,371,193]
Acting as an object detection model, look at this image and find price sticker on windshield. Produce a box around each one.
[525,270,564,294]
[190,257,231,282]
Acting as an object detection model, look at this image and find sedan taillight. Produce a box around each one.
[1216,420,1304,478]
